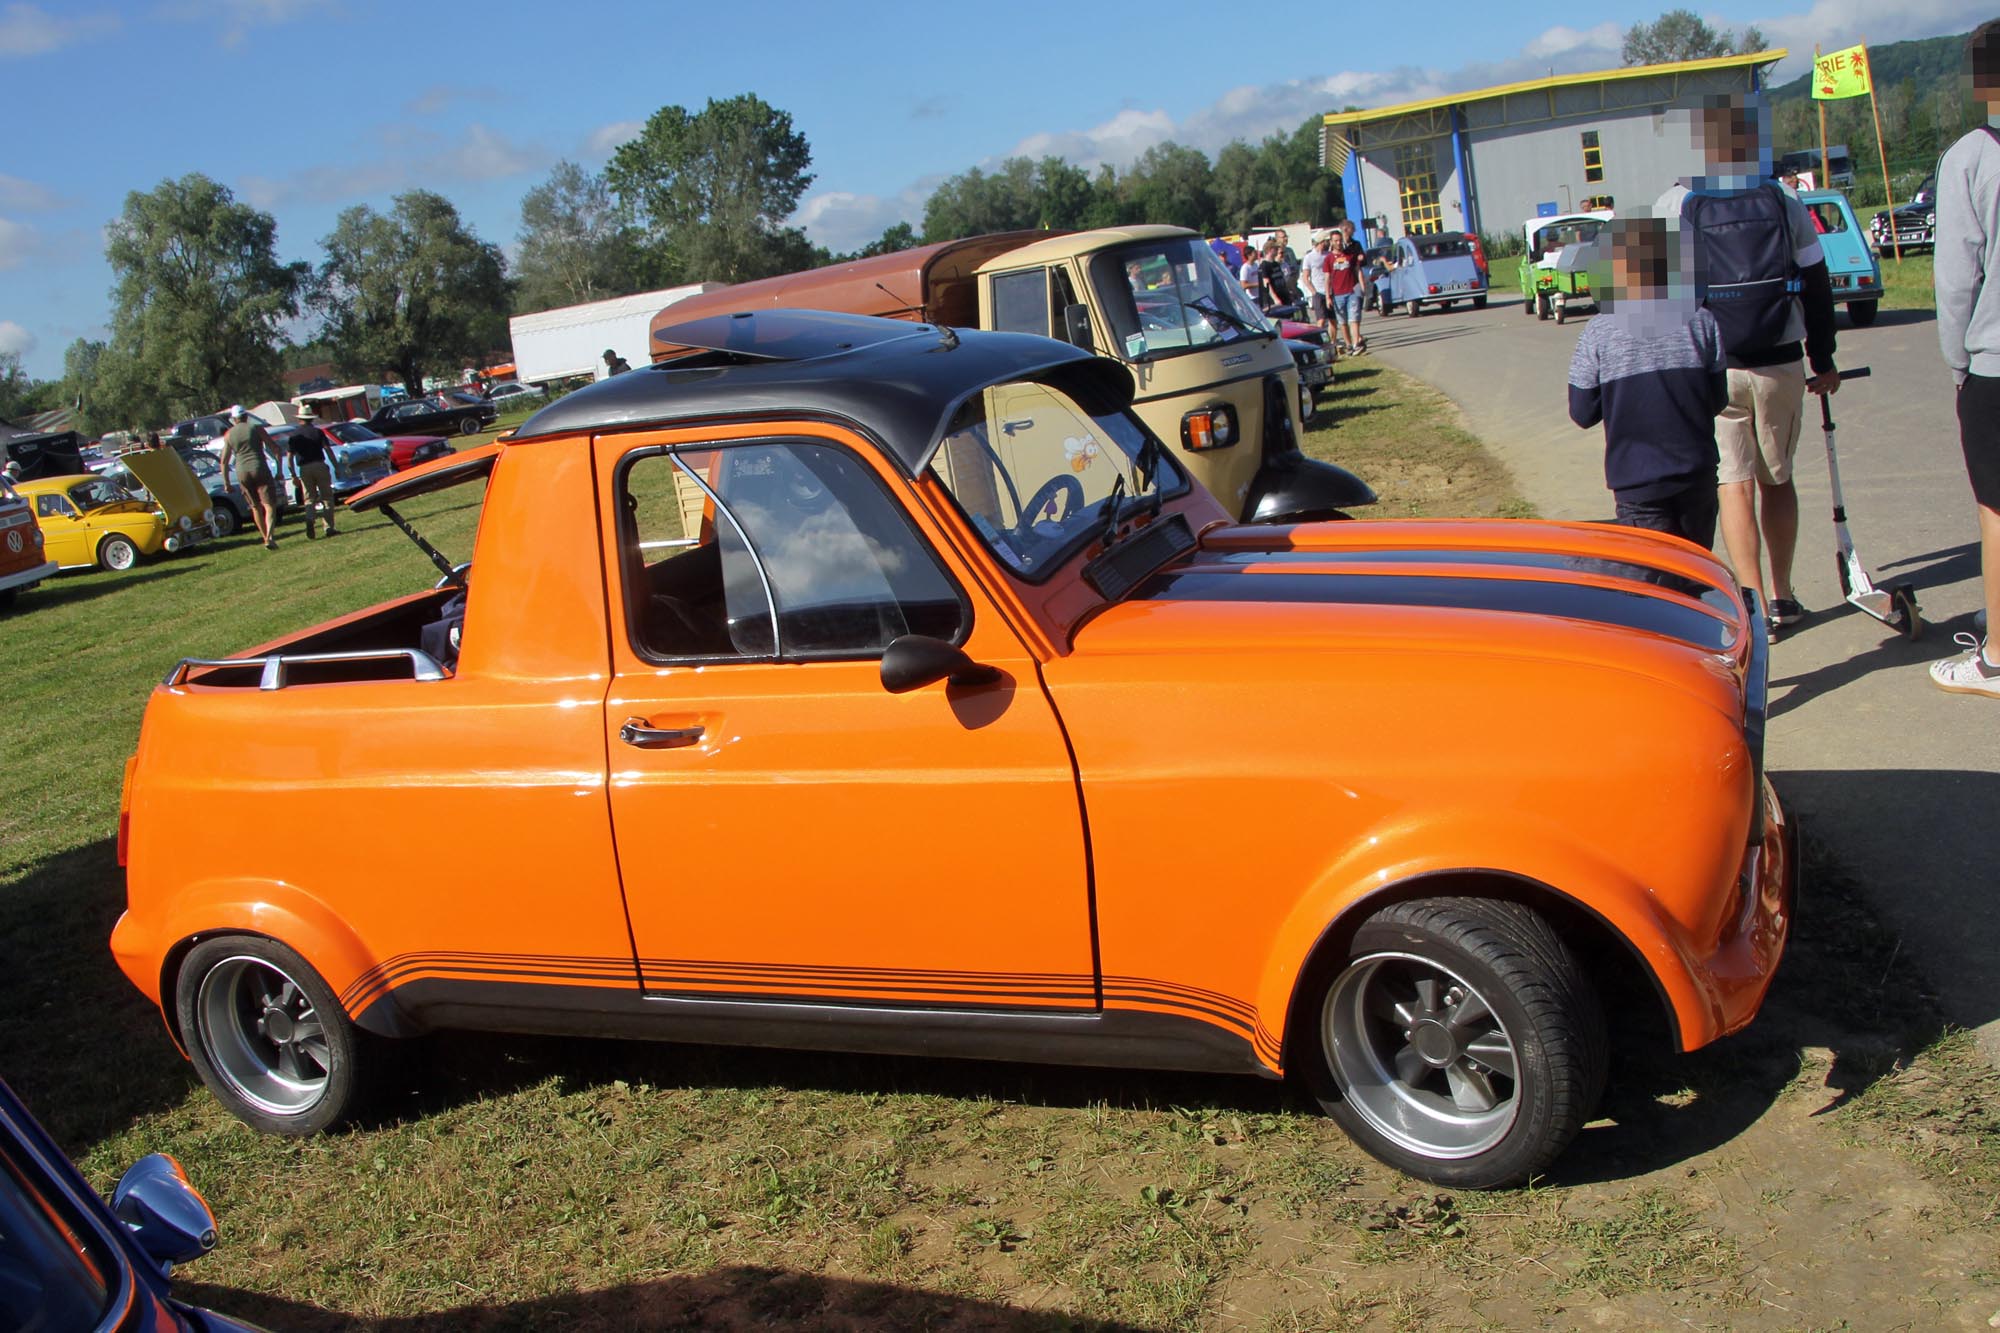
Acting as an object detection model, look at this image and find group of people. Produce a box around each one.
[1566,20,1997,701]
[215,405,340,548]
[1234,222,1376,358]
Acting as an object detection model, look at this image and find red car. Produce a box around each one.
[315,420,454,473]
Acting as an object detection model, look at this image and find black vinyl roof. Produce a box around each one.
[510,310,1135,476]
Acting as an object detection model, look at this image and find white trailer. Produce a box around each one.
[508,285,716,386]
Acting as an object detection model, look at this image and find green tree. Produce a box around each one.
[921,161,1043,241]
[1036,157,1095,229]
[316,191,508,395]
[856,221,917,258]
[1622,8,1765,65]
[96,173,303,425]
[0,350,40,422]
[1119,142,1217,232]
[514,160,644,313]
[605,93,815,283]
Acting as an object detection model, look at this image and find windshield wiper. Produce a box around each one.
[1186,295,1267,336]
[1094,473,1127,550]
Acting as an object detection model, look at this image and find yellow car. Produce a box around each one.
[15,457,215,572]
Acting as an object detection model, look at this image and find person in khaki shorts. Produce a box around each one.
[1658,94,1838,631]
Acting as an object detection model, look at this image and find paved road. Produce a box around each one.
[1352,288,2000,1058]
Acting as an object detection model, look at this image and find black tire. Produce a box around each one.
[1537,292,1553,321]
[209,504,239,539]
[1303,897,1606,1188]
[458,415,482,437]
[1406,299,1421,318]
[1848,300,1879,327]
[176,935,372,1135]
[1555,301,1567,326]
[1472,295,1488,310]
[97,534,138,572]
[1299,385,1317,425]
[1893,584,1923,640]
[0,587,16,611]
[1521,293,1535,317]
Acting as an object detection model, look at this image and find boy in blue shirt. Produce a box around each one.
[1567,216,1729,547]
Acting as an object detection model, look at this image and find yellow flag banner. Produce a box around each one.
[1813,44,1872,100]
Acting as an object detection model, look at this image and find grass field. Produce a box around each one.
[2,394,1995,1330]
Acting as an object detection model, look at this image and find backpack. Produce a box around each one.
[1682,183,1798,356]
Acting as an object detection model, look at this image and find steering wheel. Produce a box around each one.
[1020,474,1085,531]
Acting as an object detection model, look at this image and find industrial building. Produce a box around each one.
[1321,50,1786,245]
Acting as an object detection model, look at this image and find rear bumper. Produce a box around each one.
[0,559,57,593]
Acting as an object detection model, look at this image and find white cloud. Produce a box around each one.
[405,85,499,117]
[0,173,62,212]
[0,217,34,270]
[1523,22,1623,61]
[1012,108,1177,169]
[240,123,549,210]
[1752,0,1995,79]
[0,320,35,359]
[0,3,118,56]
[161,0,336,47]
[583,120,644,158]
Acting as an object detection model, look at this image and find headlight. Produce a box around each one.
[179,515,193,531]
[1926,212,1936,227]
[203,508,215,524]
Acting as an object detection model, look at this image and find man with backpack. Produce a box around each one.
[1658,93,1839,633]
[1928,20,2000,699]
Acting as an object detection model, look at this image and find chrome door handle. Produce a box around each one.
[619,718,704,749]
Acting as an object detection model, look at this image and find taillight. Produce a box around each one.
[1428,284,1441,294]
[117,754,137,867]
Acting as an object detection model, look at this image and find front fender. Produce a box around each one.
[1251,818,1719,1067]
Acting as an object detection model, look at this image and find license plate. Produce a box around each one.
[1444,280,1475,292]
[1301,366,1330,386]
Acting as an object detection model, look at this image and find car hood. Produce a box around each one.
[118,450,211,523]
[1074,518,1750,694]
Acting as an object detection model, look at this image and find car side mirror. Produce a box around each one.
[112,1154,217,1272]
[1062,303,1096,354]
[880,635,1000,694]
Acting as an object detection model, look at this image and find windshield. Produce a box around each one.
[925,376,1186,581]
[1090,237,1272,362]
[324,422,382,443]
[67,478,133,511]
[1531,219,1603,258]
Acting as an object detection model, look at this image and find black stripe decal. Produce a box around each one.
[1200,546,1726,603]
[1139,569,1733,650]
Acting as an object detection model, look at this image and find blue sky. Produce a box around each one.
[1,0,1988,379]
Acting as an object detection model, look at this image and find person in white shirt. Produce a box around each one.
[1299,233,1331,337]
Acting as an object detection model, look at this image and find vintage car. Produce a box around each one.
[365,392,495,439]
[1869,174,1936,254]
[316,420,452,473]
[650,225,1374,523]
[16,463,214,572]
[1519,212,1612,323]
[1800,189,1883,326]
[113,311,1791,1189]
[0,474,57,609]
[1376,232,1489,316]
[0,1076,260,1333]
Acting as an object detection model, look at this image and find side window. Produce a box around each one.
[35,495,72,518]
[1050,266,1089,349]
[989,269,1050,336]
[620,440,965,662]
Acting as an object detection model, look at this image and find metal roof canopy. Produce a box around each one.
[512,309,1136,477]
[1322,49,1786,152]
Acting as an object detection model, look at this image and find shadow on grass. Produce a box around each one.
[0,839,198,1154]
[178,1265,1157,1332]
[21,563,197,612]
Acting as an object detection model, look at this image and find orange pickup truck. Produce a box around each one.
[112,311,1790,1188]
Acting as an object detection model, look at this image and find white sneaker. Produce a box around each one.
[1929,633,2000,698]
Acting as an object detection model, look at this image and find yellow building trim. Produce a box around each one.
[1321,49,1787,129]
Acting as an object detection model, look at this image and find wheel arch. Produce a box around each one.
[1272,869,1683,1078]
[151,889,402,1052]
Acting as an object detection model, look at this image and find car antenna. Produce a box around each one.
[873,281,924,321]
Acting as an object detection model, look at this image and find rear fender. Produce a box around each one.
[120,881,399,1049]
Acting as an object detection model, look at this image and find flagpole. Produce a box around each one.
[1861,37,1902,262]
[1814,44,1832,188]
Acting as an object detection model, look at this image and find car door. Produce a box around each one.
[594,425,1098,1013]
[32,493,86,566]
